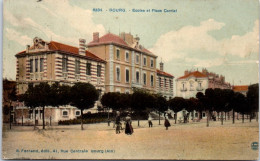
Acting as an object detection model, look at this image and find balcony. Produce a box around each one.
[180,88,187,92]
[62,73,68,79]
[196,87,204,91]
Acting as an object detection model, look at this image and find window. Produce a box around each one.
[62,56,68,72]
[143,73,146,85]
[116,67,120,81]
[30,59,33,73]
[40,58,44,72]
[151,75,154,86]
[182,84,185,90]
[116,49,120,60]
[125,52,129,62]
[195,113,198,117]
[150,59,154,68]
[35,59,38,72]
[97,65,101,77]
[199,82,202,88]
[169,80,172,88]
[203,113,206,117]
[62,110,68,116]
[86,63,91,75]
[126,69,129,83]
[136,71,139,83]
[136,54,139,64]
[75,111,81,116]
[143,57,147,66]
[159,77,162,87]
[164,78,167,87]
[75,59,80,74]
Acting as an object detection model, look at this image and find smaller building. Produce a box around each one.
[232,85,249,96]
[156,61,174,100]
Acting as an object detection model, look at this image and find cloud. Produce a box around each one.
[4,0,106,46]
[40,0,106,42]
[5,28,31,46]
[150,19,259,66]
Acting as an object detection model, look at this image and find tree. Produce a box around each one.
[155,95,168,125]
[8,86,17,129]
[70,83,99,130]
[233,92,247,123]
[186,97,199,121]
[20,83,41,129]
[247,84,259,122]
[168,97,186,124]
[131,89,151,127]
[204,88,216,127]
[101,92,121,126]
[196,92,206,121]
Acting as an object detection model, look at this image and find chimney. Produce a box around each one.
[93,32,99,42]
[26,45,30,53]
[160,61,164,71]
[79,39,86,56]
[184,70,189,75]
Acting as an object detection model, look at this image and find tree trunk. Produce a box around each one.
[256,112,258,122]
[237,112,239,120]
[224,112,226,121]
[50,116,52,126]
[34,109,36,130]
[175,113,177,124]
[107,107,110,126]
[42,107,45,130]
[242,114,244,123]
[232,110,235,124]
[81,109,83,130]
[247,114,249,120]
[159,111,161,125]
[206,110,209,127]
[249,113,252,122]
[221,111,224,125]
[217,112,219,121]
[228,112,230,120]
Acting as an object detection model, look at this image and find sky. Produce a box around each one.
[3,0,260,86]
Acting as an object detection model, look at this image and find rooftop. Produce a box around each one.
[16,41,106,63]
[156,69,174,78]
[178,71,208,80]
[232,85,249,92]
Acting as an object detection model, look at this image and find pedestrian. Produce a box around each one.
[164,113,171,130]
[115,111,121,134]
[125,114,133,135]
[148,114,153,128]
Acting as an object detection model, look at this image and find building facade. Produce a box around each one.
[87,32,158,94]
[15,37,106,125]
[156,61,174,100]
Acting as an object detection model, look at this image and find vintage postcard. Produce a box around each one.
[2,0,259,160]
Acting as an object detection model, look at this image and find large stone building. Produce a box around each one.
[87,32,158,94]
[15,37,106,125]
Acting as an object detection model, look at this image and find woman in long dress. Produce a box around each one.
[164,113,171,130]
[125,114,133,135]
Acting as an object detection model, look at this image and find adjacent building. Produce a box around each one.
[176,68,231,99]
[156,61,174,100]
[87,32,158,94]
[175,68,232,121]
[232,85,249,96]
[15,37,106,125]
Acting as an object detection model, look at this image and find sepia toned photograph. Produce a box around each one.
[2,0,259,160]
